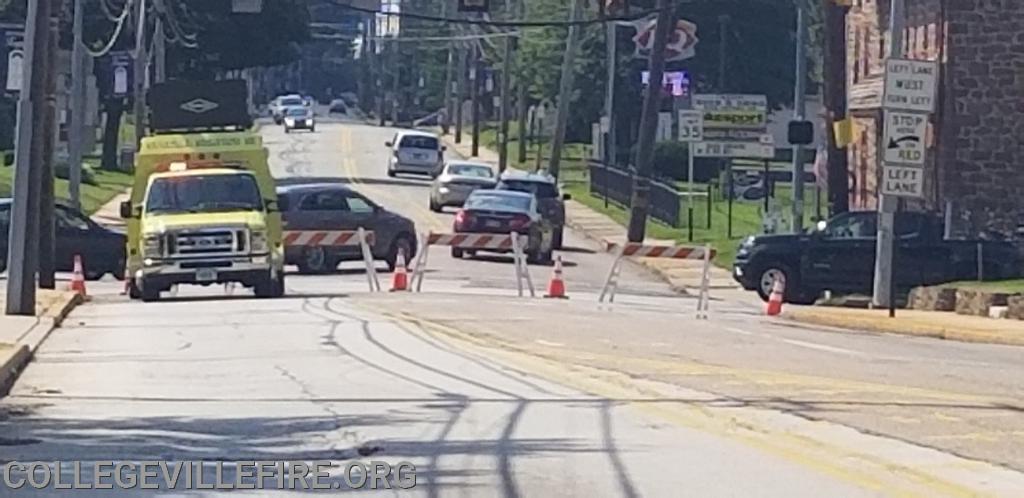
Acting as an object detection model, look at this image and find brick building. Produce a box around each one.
[844,0,1023,237]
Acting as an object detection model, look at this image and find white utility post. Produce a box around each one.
[67,0,86,209]
[872,0,905,309]
[133,0,149,150]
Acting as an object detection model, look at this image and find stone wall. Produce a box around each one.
[941,1,1024,238]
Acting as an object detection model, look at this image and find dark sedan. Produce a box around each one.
[276,183,418,273]
[0,199,126,280]
[453,190,554,264]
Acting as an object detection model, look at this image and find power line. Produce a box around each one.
[85,0,134,57]
[330,1,662,28]
[366,31,519,43]
[100,0,131,22]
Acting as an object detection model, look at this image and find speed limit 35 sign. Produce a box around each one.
[677,110,704,142]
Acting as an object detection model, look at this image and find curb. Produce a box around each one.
[0,292,83,397]
[781,309,1024,347]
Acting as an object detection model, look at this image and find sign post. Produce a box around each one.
[874,55,938,312]
[678,110,704,240]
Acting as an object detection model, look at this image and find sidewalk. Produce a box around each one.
[783,305,1024,346]
[0,287,82,393]
[439,132,739,292]
[91,192,130,228]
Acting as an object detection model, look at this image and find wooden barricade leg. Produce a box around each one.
[599,244,625,303]
[357,227,380,292]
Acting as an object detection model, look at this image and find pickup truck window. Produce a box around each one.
[146,174,263,214]
[823,213,877,239]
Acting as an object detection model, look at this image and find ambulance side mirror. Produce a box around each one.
[119,201,134,219]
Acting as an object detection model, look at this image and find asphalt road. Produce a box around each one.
[1,118,1023,496]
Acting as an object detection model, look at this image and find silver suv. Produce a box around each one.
[385,131,446,177]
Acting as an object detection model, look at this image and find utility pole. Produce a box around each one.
[604,15,617,168]
[498,33,513,172]
[790,6,808,233]
[470,44,480,156]
[39,5,59,289]
[133,0,149,150]
[153,0,167,84]
[515,0,527,164]
[455,46,466,143]
[443,48,454,135]
[6,0,51,315]
[67,0,86,210]
[546,0,583,179]
[823,0,850,216]
[625,0,674,242]
[441,0,453,135]
[391,39,400,125]
[873,0,905,308]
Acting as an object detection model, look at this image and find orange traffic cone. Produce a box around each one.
[544,256,568,299]
[69,254,88,298]
[765,276,785,316]
[390,249,409,292]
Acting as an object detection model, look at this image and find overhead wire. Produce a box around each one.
[85,0,134,57]
[331,1,662,28]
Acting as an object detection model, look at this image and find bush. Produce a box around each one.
[55,162,98,186]
[651,142,721,183]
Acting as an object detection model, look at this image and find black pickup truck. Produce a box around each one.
[733,211,1022,303]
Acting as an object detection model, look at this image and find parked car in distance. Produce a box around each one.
[452,190,554,264]
[271,95,304,124]
[328,99,347,114]
[386,131,445,178]
[429,161,497,212]
[733,210,1023,303]
[276,183,418,273]
[495,170,570,249]
[283,106,315,133]
[0,199,126,280]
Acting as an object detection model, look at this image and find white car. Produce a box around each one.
[283,107,315,133]
[271,95,304,124]
[385,130,445,178]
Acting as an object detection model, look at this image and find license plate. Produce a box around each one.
[485,220,502,228]
[196,268,218,282]
[413,153,425,159]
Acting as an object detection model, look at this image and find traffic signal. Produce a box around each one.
[788,120,814,146]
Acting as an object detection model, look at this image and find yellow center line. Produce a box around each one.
[338,126,447,233]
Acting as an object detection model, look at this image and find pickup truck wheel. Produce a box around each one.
[757,265,797,302]
[552,228,564,250]
[451,247,464,259]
